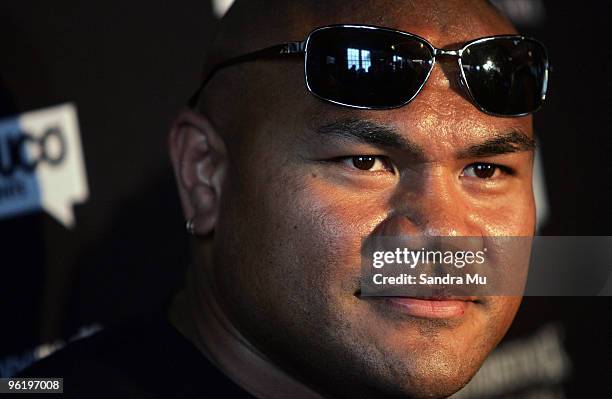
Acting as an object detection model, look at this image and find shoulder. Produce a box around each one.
[16,314,254,398]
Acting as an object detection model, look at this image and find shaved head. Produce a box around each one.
[205,0,512,62]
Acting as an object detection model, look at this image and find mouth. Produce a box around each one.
[355,288,481,319]
[381,296,479,319]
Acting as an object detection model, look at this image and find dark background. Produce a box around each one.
[1,1,610,397]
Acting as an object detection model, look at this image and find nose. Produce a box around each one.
[381,165,481,238]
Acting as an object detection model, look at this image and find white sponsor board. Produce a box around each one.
[0,103,88,228]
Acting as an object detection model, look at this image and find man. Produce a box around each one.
[19,1,545,398]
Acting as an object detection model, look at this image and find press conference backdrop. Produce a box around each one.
[1,1,610,398]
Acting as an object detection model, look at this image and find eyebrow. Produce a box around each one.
[315,118,425,158]
[456,130,536,158]
[315,118,536,159]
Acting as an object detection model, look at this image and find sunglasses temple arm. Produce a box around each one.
[188,41,306,108]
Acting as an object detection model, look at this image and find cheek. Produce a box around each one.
[469,181,536,236]
[281,173,392,295]
[486,296,523,344]
[215,156,390,314]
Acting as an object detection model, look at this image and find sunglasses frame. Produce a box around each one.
[190,24,550,117]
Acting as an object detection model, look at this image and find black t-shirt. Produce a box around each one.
[14,313,256,398]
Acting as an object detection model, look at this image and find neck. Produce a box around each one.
[168,246,324,399]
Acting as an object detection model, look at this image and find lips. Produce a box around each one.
[378,296,479,319]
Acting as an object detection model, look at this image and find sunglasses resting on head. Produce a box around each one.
[189,24,550,117]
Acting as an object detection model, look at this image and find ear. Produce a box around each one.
[169,109,227,236]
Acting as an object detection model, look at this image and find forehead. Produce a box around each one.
[215,0,531,149]
[285,3,527,144]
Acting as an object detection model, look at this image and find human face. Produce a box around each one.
[209,5,535,399]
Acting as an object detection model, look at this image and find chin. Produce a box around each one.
[313,322,491,399]
[317,302,506,399]
[366,340,485,398]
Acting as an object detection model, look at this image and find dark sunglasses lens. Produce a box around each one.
[461,38,548,115]
[305,27,434,108]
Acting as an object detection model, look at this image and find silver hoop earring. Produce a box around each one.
[185,218,195,235]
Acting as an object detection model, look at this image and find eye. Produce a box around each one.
[461,163,509,179]
[341,156,395,173]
